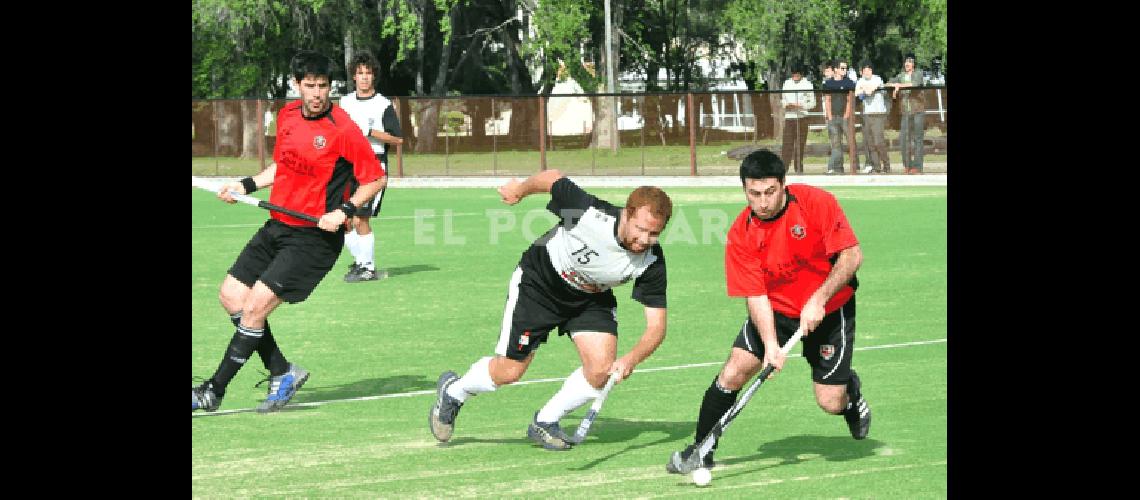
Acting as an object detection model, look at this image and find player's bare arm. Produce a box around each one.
[801,244,863,333]
[319,177,384,232]
[611,306,667,382]
[369,128,403,146]
[497,169,566,205]
[218,163,277,203]
[746,295,786,373]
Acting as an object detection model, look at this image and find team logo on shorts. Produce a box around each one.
[820,344,835,360]
[518,330,531,350]
[791,224,806,240]
[313,135,327,149]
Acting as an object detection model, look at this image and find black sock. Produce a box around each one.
[845,371,863,411]
[694,376,739,450]
[231,312,289,376]
[209,323,264,395]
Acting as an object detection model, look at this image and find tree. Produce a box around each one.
[725,0,851,139]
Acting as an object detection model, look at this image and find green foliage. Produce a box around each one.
[726,0,852,87]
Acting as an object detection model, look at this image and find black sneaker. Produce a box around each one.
[192,380,223,412]
[527,412,573,450]
[429,371,463,442]
[843,372,871,439]
[344,263,361,281]
[665,443,716,474]
[346,267,387,282]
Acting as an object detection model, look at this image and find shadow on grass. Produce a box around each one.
[712,435,885,480]
[293,374,437,403]
[383,264,441,277]
[567,417,693,471]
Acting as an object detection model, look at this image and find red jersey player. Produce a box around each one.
[667,148,872,473]
[193,50,384,414]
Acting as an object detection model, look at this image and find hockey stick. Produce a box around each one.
[681,327,804,472]
[567,371,621,444]
[191,177,319,223]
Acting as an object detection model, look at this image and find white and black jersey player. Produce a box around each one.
[430,169,673,450]
[338,51,403,282]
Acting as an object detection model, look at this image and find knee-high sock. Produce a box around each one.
[536,366,602,423]
[359,232,375,270]
[231,312,289,376]
[209,323,264,395]
[694,376,739,448]
[345,230,360,263]
[445,356,498,403]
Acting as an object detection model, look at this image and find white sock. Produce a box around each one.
[344,230,360,263]
[446,356,498,403]
[536,367,601,423]
[359,232,375,270]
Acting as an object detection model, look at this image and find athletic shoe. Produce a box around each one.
[192,380,223,412]
[343,262,361,281]
[843,372,871,439]
[527,412,573,450]
[429,371,463,442]
[255,363,310,413]
[346,267,387,282]
[860,165,874,174]
[665,443,716,474]
[825,169,843,175]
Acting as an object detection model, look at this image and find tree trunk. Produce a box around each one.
[215,101,242,157]
[192,101,216,157]
[415,3,457,154]
[240,100,260,159]
[344,30,354,92]
[766,68,783,142]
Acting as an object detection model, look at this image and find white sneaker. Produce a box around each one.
[860,165,874,174]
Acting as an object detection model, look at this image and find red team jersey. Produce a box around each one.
[725,184,859,318]
[269,100,383,227]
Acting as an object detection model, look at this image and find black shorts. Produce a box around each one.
[495,266,619,361]
[228,219,345,303]
[355,154,387,218]
[732,297,856,385]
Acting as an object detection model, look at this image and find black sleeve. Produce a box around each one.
[546,176,600,216]
[382,106,402,137]
[631,246,667,308]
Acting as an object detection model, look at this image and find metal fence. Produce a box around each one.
[192,87,946,177]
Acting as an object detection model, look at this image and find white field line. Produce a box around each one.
[191,211,486,229]
[192,338,945,418]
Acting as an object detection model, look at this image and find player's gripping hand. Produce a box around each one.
[318,210,348,232]
[217,182,246,204]
[762,341,787,378]
[497,179,525,205]
[799,298,826,336]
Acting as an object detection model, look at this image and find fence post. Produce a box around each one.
[847,92,858,174]
[257,99,265,172]
[213,101,219,177]
[395,98,404,177]
[687,93,696,176]
[539,95,547,171]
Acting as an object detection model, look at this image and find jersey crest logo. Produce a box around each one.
[820,344,835,360]
[791,224,806,240]
[313,135,327,149]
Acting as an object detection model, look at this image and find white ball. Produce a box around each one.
[692,467,712,487]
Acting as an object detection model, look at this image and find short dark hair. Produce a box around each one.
[291,50,334,82]
[860,60,873,71]
[350,51,380,76]
[739,149,786,185]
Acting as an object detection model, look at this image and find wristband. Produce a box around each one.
[338,201,357,218]
[240,177,258,194]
